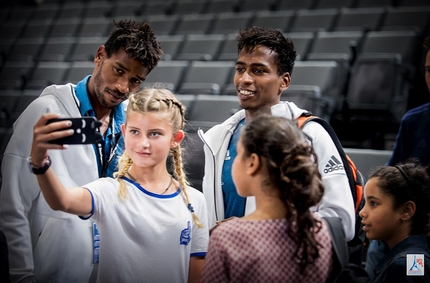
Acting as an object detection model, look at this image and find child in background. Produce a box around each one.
[29,88,209,283]
[359,160,430,282]
[201,115,333,283]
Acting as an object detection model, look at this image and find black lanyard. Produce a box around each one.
[71,85,120,177]
[96,113,121,177]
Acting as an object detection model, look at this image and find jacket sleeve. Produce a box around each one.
[303,122,356,241]
[0,96,67,283]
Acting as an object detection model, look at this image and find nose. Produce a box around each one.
[141,135,150,148]
[115,78,129,94]
[359,205,366,218]
[239,71,253,84]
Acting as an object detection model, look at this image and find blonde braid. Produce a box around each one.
[172,136,203,228]
[113,152,134,200]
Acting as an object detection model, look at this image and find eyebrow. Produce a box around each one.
[365,196,380,202]
[235,61,268,68]
[116,62,146,81]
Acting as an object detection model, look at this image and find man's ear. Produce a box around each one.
[172,130,185,148]
[401,201,416,221]
[280,72,291,93]
[94,45,106,65]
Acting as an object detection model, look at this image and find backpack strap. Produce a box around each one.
[323,217,349,270]
[297,115,359,207]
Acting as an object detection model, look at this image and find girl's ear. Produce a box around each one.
[121,124,126,136]
[400,201,416,221]
[246,153,261,176]
[171,130,184,148]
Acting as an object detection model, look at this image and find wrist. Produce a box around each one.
[27,156,51,175]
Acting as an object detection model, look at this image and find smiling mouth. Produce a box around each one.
[238,89,256,96]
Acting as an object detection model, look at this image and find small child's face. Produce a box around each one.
[121,111,176,169]
[359,177,405,248]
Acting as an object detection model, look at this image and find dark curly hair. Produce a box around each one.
[104,20,163,73]
[240,115,325,274]
[236,26,297,76]
[368,159,430,236]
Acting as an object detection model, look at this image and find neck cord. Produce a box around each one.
[126,170,173,195]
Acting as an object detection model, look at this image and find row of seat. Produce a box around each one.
[0,28,421,125]
[2,5,429,42]
[2,0,429,25]
[0,28,423,74]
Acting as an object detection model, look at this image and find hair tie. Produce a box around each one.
[395,165,412,184]
[187,203,194,213]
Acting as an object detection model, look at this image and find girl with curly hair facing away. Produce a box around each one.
[201,115,333,282]
[29,88,209,283]
[360,160,430,282]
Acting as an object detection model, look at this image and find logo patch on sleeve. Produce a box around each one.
[323,155,344,174]
[180,221,191,246]
[407,254,425,276]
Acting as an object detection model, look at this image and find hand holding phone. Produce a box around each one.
[47,117,103,145]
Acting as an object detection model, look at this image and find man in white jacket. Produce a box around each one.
[200,26,355,241]
[0,20,162,283]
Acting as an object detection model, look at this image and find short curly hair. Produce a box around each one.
[104,20,163,73]
[236,26,297,76]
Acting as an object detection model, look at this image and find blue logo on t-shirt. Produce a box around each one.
[180,221,191,246]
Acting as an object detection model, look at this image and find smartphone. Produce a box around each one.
[47,117,103,145]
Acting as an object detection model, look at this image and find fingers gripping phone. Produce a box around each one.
[47,117,103,144]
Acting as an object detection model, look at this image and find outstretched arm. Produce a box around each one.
[30,113,92,215]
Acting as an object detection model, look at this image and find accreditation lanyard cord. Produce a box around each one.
[71,85,120,177]
[96,112,121,177]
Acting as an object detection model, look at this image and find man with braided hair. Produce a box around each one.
[0,20,162,283]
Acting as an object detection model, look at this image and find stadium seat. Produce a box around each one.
[171,0,208,15]
[143,60,189,91]
[178,61,235,95]
[157,35,185,61]
[333,7,386,32]
[26,62,70,90]
[38,37,76,62]
[275,0,315,10]
[187,94,240,123]
[314,0,355,9]
[145,14,180,36]
[209,12,253,34]
[251,10,295,32]
[63,61,95,85]
[175,34,225,61]
[173,13,215,35]
[70,37,107,62]
[379,6,430,37]
[289,8,338,33]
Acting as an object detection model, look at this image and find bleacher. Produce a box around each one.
[1,0,429,189]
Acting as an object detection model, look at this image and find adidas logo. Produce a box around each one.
[324,155,344,174]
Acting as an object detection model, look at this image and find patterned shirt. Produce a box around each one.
[202,216,333,283]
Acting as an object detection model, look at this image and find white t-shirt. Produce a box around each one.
[82,176,209,283]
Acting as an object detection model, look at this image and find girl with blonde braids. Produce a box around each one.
[202,115,333,283]
[29,88,209,283]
